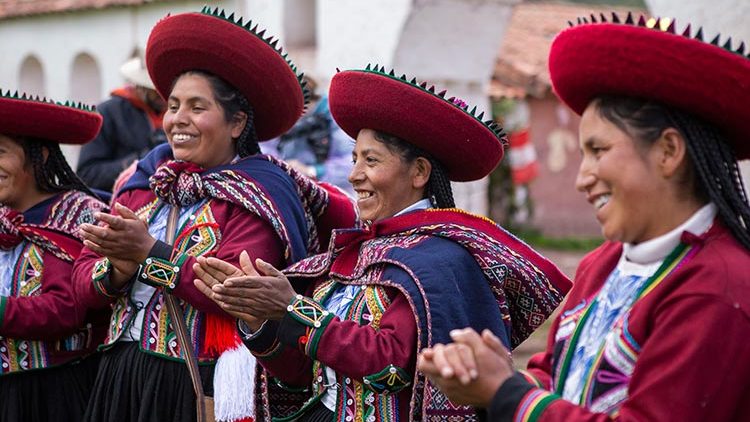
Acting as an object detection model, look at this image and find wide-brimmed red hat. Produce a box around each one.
[329,67,506,182]
[0,91,102,144]
[146,7,308,141]
[549,13,750,159]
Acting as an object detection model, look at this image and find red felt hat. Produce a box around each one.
[146,7,308,141]
[549,13,750,159]
[329,67,506,182]
[0,91,102,144]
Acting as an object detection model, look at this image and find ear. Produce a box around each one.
[231,111,248,139]
[412,157,432,190]
[654,128,688,178]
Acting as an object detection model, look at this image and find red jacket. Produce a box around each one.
[490,220,750,421]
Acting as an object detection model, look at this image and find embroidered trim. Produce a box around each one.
[91,258,123,298]
[362,364,412,394]
[514,389,558,422]
[553,243,695,396]
[286,294,334,358]
[0,296,7,328]
[136,255,187,290]
[518,370,545,388]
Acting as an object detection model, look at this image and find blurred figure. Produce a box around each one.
[261,76,355,195]
[77,54,166,192]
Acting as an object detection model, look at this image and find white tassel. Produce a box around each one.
[213,343,257,422]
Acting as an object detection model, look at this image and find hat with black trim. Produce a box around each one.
[329,66,507,182]
[549,12,750,158]
[145,6,309,141]
[0,90,102,144]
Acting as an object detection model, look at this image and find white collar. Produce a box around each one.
[394,198,433,217]
[622,203,717,265]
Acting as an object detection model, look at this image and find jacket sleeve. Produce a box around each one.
[488,294,750,422]
[0,252,87,340]
[273,287,417,392]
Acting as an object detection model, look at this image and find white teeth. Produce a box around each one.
[594,194,610,210]
[357,191,372,199]
[173,133,194,141]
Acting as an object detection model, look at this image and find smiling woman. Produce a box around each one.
[193,66,572,422]
[0,92,108,422]
[418,13,750,422]
[71,7,355,422]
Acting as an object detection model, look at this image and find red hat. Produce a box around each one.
[146,7,308,141]
[0,90,102,144]
[329,67,507,182]
[549,13,750,159]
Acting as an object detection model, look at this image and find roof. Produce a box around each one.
[0,0,170,20]
[491,2,646,99]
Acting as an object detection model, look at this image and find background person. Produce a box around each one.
[77,54,166,193]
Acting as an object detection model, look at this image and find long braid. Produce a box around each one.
[669,111,750,250]
[427,158,455,208]
[24,139,98,199]
[236,95,261,157]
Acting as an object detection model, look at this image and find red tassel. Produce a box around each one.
[203,313,241,356]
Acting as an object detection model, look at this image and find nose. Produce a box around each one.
[171,105,189,126]
[348,160,364,186]
[575,156,596,193]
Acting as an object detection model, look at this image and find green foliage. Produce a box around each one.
[511,226,604,252]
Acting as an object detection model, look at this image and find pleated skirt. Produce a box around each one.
[83,341,215,422]
[0,353,101,422]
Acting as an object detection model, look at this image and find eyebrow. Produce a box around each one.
[168,95,211,103]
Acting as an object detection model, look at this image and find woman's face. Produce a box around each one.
[163,73,244,168]
[575,103,674,244]
[348,129,428,222]
[0,135,37,211]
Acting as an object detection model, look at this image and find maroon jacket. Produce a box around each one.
[490,220,750,421]
[0,191,109,375]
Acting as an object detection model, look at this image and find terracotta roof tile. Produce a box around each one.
[0,0,170,20]
[491,2,646,99]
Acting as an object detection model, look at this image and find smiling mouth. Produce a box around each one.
[356,191,374,200]
[172,133,196,143]
[593,194,610,210]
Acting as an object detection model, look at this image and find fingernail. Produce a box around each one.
[470,369,478,379]
[449,329,461,337]
[461,375,470,384]
[441,368,453,378]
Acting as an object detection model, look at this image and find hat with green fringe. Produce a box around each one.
[329,66,507,182]
[145,6,308,141]
[0,90,102,144]
[549,12,750,158]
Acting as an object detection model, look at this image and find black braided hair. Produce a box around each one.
[20,137,98,198]
[595,95,750,250]
[177,70,261,157]
[372,130,455,208]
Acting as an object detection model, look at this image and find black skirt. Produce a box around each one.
[83,341,215,422]
[0,353,101,422]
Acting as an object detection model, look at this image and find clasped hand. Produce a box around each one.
[417,328,514,408]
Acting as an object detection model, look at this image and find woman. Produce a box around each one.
[0,92,109,421]
[418,13,750,421]
[72,7,355,422]
[195,66,572,421]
